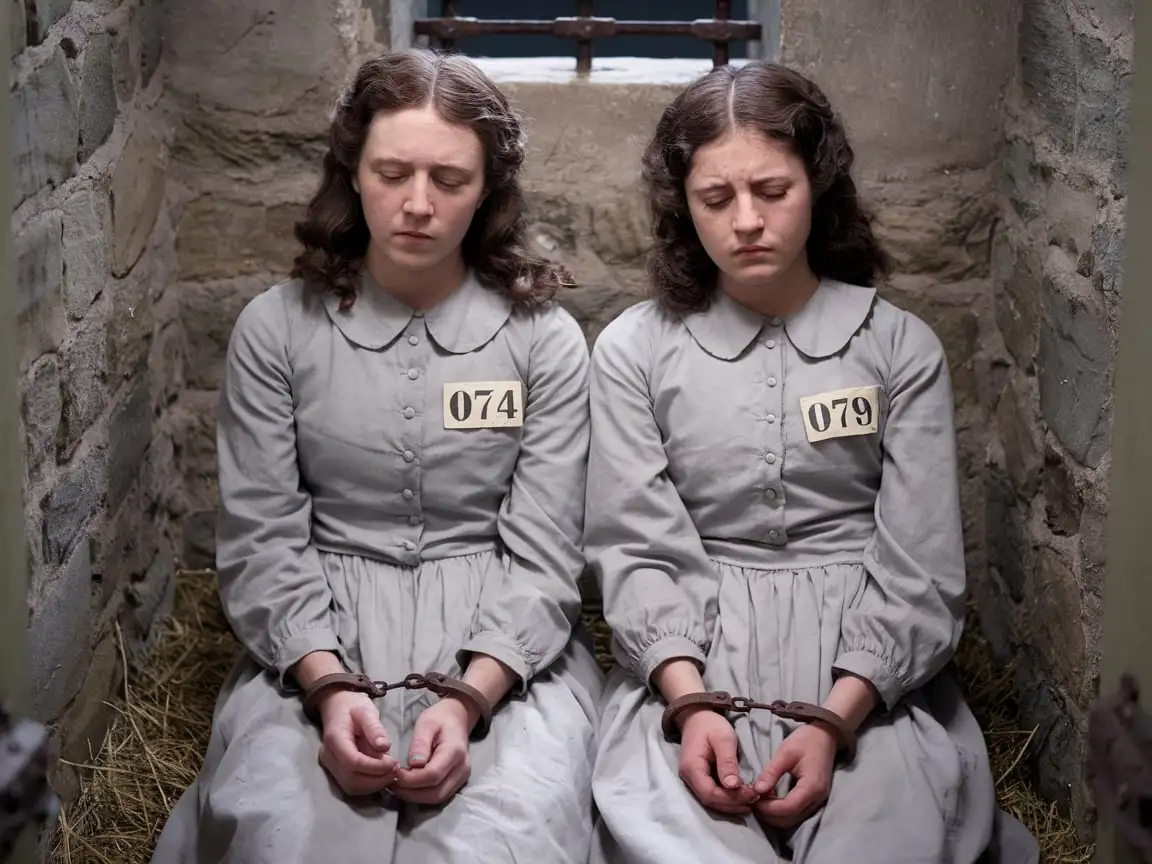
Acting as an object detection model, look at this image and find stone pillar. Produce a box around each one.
[985,0,1132,837]
[12,0,183,810]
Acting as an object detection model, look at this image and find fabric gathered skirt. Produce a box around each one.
[588,559,1041,864]
[150,549,604,864]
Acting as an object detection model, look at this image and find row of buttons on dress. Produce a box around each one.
[764,317,784,542]
[400,310,426,551]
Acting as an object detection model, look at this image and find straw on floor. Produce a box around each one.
[48,569,1093,863]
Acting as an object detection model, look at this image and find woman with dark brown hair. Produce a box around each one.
[584,61,1039,863]
[150,48,602,864]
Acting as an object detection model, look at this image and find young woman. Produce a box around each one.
[585,61,1040,864]
[151,48,603,864]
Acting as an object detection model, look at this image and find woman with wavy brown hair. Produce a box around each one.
[151,48,603,864]
[584,62,1039,863]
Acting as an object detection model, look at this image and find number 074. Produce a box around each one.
[442,381,524,429]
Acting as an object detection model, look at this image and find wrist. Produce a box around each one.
[441,694,481,731]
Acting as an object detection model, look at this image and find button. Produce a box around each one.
[413,310,425,318]
[403,407,416,419]
[402,540,416,551]
[402,488,414,500]
[407,368,420,380]
[403,450,416,463]
[764,453,776,464]
[767,376,778,387]
[769,529,780,540]
[408,335,420,346]
[766,488,778,500]
[769,317,782,326]
[766,413,776,424]
[765,338,777,349]
[408,516,421,526]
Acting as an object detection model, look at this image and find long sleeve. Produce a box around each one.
[215,289,345,691]
[583,313,716,687]
[832,314,968,710]
[458,308,589,690]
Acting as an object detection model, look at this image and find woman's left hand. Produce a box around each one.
[391,697,474,806]
[751,722,838,829]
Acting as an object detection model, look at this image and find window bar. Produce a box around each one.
[714,0,731,66]
[439,0,458,52]
[576,0,593,74]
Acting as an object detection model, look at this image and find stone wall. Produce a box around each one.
[160,0,389,569]
[979,0,1132,836]
[11,0,183,808]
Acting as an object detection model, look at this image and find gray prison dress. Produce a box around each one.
[150,270,605,864]
[584,280,1040,864]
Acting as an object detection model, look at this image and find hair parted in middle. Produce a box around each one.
[641,61,891,315]
[291,48,573,310]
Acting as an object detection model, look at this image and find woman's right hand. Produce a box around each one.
[316,690,399,796]
[677,707,760,815]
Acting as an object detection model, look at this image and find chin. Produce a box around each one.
[726,261,783,284]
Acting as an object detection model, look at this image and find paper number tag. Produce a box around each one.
[799,385,882,443]
[443,381,524,429]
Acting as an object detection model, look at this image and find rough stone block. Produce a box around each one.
[984,465,1030,603]
[107,375,153,511]
[59,307,109,460]
[1016,674,1091,831]
[62,185,111,320]
[12,47,79,206]
[1079,478,1109,599]
[992,228,1042,369]
[164,0,348,117]
[15,209,68,373]
[1027,543,1087,698]
[122,543,175,660]
[15,207,64,318]
[78,31,117,162]
[40,446,106,568]
[1092,203,1127,313]
[1044,176,1098,260]
[994,372,1043,498]
[176,197,305,281]
[1075,31,1122,167]
[1003,138,1043,222]
[28,540,94,721]
[94,478,159,606]
[27,0,73,44]
[1020,0,1076,150]
[11,0,26,59]
[1037,250,1112,467]
[111,123,167,277]
[181,277,268,390]
[21,354,63,481]
[1042,446,1083,537]
[58,632,122,768]
[106,264,155,385]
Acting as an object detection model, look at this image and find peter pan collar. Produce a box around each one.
[682,279,877,361]
[321,268,512,354]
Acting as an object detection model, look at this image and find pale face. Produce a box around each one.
[686,127,814,293]
[352,105,487,275]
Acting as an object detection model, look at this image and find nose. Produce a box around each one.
[732,191,763,236]
[403,175,434,218]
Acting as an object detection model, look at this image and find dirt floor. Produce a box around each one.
[47,569,1093,863]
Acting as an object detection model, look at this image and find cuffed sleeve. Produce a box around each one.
[457,308,589,691]
[584,311,714,689]
[832,315,967,710]
[215,288,346,692]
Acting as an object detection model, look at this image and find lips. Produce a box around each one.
[397,231,433,240]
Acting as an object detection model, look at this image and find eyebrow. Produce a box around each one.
[692,175,793,193]
[367,157,474,173]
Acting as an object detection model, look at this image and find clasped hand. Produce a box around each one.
[677,707,838,827]
[317,690,473,805]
